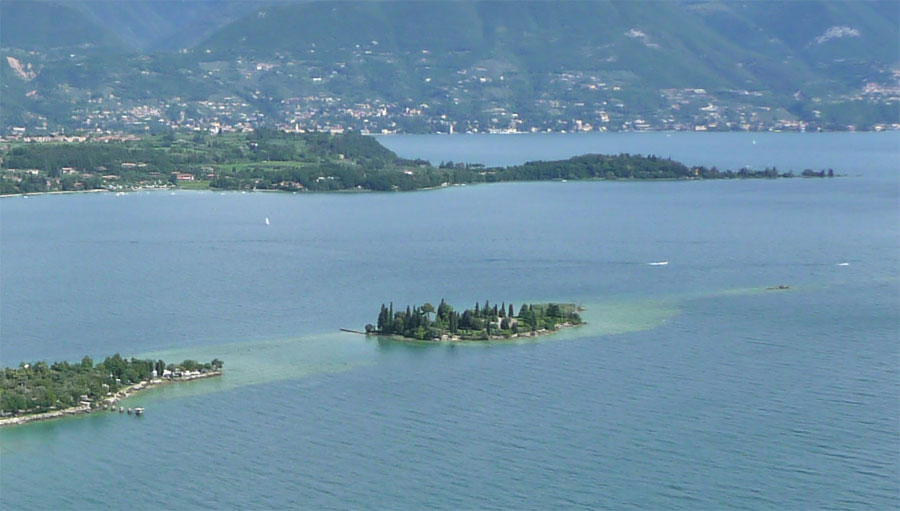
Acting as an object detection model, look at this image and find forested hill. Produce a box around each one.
[0,1,123,51]
[1,0,898,134]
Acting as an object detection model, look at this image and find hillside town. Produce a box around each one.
[4,44,898,136]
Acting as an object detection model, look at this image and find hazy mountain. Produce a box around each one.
[1,0,897,133]
[198,0,897,95]
[70,0,263,51]
[0,0,123,51]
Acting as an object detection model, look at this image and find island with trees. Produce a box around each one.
[0,354,223,426]
[363,300,584,341]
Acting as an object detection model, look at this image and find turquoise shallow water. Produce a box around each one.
[1,133,897,509]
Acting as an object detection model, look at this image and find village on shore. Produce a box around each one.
[0,356,223,427]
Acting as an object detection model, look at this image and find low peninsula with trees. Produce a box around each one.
[0,354,223,426]
[1,130,834,195]
[364,300,585,341]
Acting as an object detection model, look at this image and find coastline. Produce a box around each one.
[0,370,221,427]
[0,186,175,199]
[0,188,111,199]
[360,320,585,343]
[1,172,840,199]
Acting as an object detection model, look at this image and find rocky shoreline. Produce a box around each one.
[0,370,222,427]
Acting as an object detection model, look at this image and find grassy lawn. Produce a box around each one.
[177,180,211,190]
[212,161,314,172]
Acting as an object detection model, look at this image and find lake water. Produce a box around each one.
[1,132,898,510]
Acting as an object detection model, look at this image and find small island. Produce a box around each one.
[364,300,584,341]
[0,354,223,426]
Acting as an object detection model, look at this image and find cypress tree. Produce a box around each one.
[449,312,458,334]
[509,304,515,318]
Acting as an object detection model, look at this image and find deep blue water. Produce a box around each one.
[1,132,897,509]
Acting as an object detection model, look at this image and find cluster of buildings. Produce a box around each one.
[4,44,898,135]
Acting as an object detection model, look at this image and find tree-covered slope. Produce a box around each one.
[1,0,897,133]
[0,0,123,51]
[69,0,261,51]
[198,0,898,95]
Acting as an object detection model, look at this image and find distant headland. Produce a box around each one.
[0,355,223,427]
[1,131,835,196]
[354,300,585,342]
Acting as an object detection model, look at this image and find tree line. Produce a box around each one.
[1,131,833,195]
[367,299,584,341]
[0,355,223,415]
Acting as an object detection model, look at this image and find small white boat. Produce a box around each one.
[836,262,850,266]
[265,217,270,225]
[648,261,668,266]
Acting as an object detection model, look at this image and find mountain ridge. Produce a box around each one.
[1,0,897,134]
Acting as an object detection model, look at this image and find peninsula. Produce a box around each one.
[0,130,834,196]
[0,354,223,426]
[365,300,584,341]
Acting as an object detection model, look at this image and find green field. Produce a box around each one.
[177,180,211,190]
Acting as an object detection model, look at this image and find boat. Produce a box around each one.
[134,408,144,416]
[648,261,668,266]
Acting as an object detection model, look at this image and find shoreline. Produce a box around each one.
[0,188,111,199]
[1,173,830,199]
[0,186,175,199]
[354,321,585,343]
[0,370,221,428]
